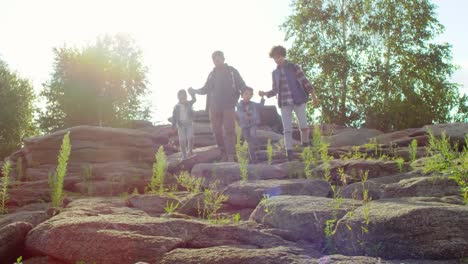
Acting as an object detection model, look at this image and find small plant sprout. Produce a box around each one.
[320,142,332,182]
[267,138,273,165]
[237,141,250,182]
[1,160,12,214]
[164,200,179,214]
[338,167,347,185]
[409,139,418,162]
[49,132,71,208]
[148,146,168,194]
[203,181,228,220]
[395,157,405,172]
[423,130,456,174]
[301,146,314,179]
[260,194,272,223]
[176,171,204,193]
[364,138,379,158]
[312,125,322,157]
[233,212,241,222]
[361,170,371,227]
[15,256,23,264]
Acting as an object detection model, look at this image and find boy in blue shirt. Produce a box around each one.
[236,87,265,163]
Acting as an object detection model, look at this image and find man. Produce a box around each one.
[259,45,319,161]
[189,51,246,162]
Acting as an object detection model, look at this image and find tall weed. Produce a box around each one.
[49,132,71,208]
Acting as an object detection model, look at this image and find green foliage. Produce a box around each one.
[364,138,381,158]
[260,194,273,223]
[395,157,405,173]
[301,146,315,179]
[39,34,150,132]
[148,146,168,194]
[49,132,71,208]
[361,170,371,226]
[0,60,37,159]
[320,142,332,181]
[303,125,329,179]
[283,0,462,130]
[448,134,468,204]
[233,212,241,222]
[203,182,228,220]
[176,171,204,193]
[267,138,273,165]
[424,131,455,173]
[237,141,250,182]
[409,139,418,162]
[164,201,179,214]
[1,160,11,214]
[15,256,22,264]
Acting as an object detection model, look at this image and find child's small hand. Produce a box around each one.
[258,91,266,97]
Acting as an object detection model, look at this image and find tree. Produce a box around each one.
[283,0,463,131]
[39,34,150,132]
[284,0,368,126]
[360,0,461,130]
[0,59,36,158]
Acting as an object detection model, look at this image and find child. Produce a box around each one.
[236,87,265,163]
[172,89,196,160]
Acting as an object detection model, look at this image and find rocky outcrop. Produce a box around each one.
[250,196,360,247]
[326,128,383,148]
[23,125,170,165]
[333,197,468,259]
[25,197,305,264]
[1,121,466,263]
[159,246,319,264]
[191,163,289,188]
[0,222,33,262]
[224,179,331,208]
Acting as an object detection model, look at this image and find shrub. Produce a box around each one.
[267,138,273,165]
[176,171,204,193]
[1,160,11,214]
[409,139,418,162]
[49,132,71,208]
[148,146,168,194]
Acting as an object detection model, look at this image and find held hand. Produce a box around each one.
[312,97,319,108]
[313,98,319,108]
[258,91,265,97]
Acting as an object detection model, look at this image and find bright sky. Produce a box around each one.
[0,0,467,124]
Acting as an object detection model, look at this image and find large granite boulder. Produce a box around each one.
[224,179,331,208]
[250,196,359,247]
[382,176,461,199]
[167,146,221,172]
[0,222,33,262]
[23,126,169,165]
[415,123,468,146]
[160,246,319,264]
[311,159,409,184]
[333,197,468,259]
[25,197,300,264]
[326,128,383,148]
[191,163,288,188]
